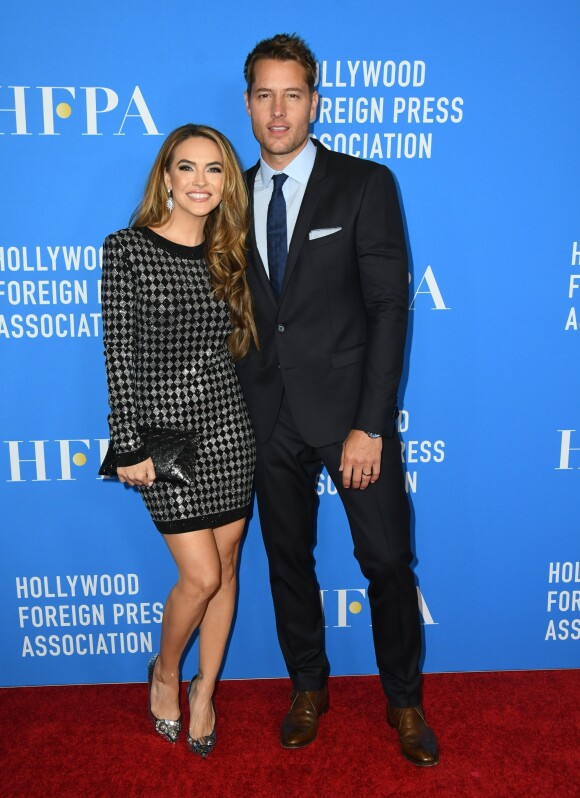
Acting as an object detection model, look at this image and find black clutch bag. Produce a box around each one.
[98,428,199,486]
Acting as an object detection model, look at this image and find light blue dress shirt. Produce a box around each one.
[253,138,317,277]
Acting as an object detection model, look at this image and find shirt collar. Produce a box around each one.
[259,138,316,187]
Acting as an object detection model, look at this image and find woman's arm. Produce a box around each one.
[101,233,148,466]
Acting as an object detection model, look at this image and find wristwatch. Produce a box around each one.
[366,432,381,439]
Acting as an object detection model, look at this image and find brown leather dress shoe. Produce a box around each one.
[387,705,440,767]
[280,686,330,748]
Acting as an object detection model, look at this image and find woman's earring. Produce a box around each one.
[166,189,174,212]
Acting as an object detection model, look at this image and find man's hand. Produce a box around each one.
[117,457,156,487]
[339,429,382,490]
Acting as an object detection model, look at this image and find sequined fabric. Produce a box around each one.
[101,227,255,533]
[147,655,181,743]
[187,674,217,758]
[187,729,216,758]
[154,716,182,743]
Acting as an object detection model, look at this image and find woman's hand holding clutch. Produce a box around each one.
[117,457,156,487]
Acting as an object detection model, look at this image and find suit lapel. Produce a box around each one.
[279,142,329,304]
[245,162,278,309]
[246,141,330,308]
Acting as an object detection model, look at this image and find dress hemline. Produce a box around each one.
[155,505,250,535]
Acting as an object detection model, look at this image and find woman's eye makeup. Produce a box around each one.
[176,164,222,173]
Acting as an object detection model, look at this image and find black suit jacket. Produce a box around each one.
[236,139,408,448]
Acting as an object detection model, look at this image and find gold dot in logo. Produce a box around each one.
[72,453,87,467]
[349,601,362,614]
[56,102,72,119]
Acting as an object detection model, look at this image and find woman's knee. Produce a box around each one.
[179,567,221,602]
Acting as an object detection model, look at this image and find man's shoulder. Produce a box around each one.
[318,141,392,178]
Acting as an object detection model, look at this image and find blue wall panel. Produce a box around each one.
[1,0,578,686]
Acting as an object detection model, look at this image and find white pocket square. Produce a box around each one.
[308,227,342,240]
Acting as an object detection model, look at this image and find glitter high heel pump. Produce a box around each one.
[186,675,216,758]
[147,654,181,743]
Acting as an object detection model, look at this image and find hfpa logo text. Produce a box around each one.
[3,439,109,482]
[556,429,580,471]
[321,587,436,627]
[409,266,450,311]
[0,85,161,136]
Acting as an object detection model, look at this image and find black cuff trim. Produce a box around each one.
[115,446,149,467]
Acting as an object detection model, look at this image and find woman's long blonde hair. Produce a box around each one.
[131,123,258,359]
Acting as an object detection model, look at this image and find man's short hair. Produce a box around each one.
[244,33,317,93]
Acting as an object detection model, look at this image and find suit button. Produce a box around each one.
[277,324,285,333]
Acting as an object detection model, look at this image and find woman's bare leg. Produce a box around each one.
[150,529,220,722]
[188,517,245,739]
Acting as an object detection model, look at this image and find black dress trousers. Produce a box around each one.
[254,393,422,707]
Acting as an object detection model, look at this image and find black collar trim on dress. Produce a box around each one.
[137,227,205,260]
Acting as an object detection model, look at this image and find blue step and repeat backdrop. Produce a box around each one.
[1,1,578,686]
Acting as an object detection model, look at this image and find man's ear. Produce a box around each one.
[309,90,319,123]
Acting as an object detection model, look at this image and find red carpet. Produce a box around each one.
[1,671,578,798]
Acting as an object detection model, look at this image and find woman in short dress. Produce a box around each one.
[101,124,257,757]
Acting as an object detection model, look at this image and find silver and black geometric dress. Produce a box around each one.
[101,226,255,534]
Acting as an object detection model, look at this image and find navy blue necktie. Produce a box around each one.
[267,173,289,300]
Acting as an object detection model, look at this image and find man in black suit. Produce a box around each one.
[237,33,439,766]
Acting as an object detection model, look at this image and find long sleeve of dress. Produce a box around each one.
[101,233,148,465]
